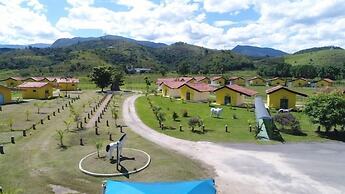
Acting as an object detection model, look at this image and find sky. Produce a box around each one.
[0,0,345,53]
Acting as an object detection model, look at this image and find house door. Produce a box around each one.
[163,89,167,96]
[45,90,49,98]
[224,96,231,105]
[186,92,191,100]
[0,93,4,105]
[280,98,289,109]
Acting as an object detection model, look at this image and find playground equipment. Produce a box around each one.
[106,133,127,170]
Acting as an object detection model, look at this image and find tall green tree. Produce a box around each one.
[304,93,345,132]
[110,67,124,91]
[90,66,112,92]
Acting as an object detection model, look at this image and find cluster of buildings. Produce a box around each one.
[156,76,319,109]
[0,76,79,104]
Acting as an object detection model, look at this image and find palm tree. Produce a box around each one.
[63,117,73,131]
[56,130,65,147]
[111,108,118,126]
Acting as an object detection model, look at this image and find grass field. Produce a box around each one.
[0,91,212,193]
[284,49,345,66]
[135,95,325,143]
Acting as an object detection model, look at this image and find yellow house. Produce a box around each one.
[57,78,79,91]
[316,78,333,87]
[0,85,12,104]
[46,77,59,88]
[229,76,246,86]
[194,76,210,84]
[2,77,25,87]
[291,78,308,87]
[266,85,308,109]
[179,77,196,83]
[214,84,257,106]
[210,76,226,86]
[248,76,266,86]
[179,83,214,102]
[161,81,185,98]
[268,77,285,86]
[18,82,53,99]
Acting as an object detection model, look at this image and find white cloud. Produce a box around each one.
[213,20,236,27]
[203,0,252,13]
[0,0,70,44]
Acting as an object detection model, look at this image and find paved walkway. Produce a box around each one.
[123,95,345,194]
[86,94,112,128]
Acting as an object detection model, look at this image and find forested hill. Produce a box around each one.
[0,39,253,76]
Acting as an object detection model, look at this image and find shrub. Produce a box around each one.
[273,113,303,135]
[172,111,179,121]
[188,116,203,132]
[181,109,188,117]
[232,114,237,119]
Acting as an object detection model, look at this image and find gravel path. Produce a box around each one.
[85,94,112,128]
[123,95,345,194]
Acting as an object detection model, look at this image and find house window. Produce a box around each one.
[33,90,37,92]
[72,84,75,86]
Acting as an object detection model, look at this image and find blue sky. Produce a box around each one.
[1,0,345,52]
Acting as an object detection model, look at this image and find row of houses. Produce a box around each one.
[0,77,79,104]
[157,76,309,109]
[158,75,334,88]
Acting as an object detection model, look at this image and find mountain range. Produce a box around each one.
[232,45,288,57]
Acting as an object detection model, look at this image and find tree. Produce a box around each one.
[177,62,189,75]
[33,102,46,114]
[273,113,302,135]
[110,67,124,91]
[56,130,65,147]
[304,93,345,132]
[111,107,119,127]
[8,118,14,131]
[69,105,81,128]
[157,112,166,128]
[63,117,73,131]
[159,65,168,76]
[144,76,152,94]
[95,141,103,158]
[90,66,112,92]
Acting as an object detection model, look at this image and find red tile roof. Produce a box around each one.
[268,77,284,81]
[266,85,308,97]
[57,78,79,83]
[179,83,214,92]
[26,77,46,81]
[8,77,25,81]
[211,76,225,81]
[162,81,186,89]
[248,76,265,81]
[18,82,50,88]
[46,77,59,82]
[194,76,209,82]
[214,84,258,97]
[322,78,333,83]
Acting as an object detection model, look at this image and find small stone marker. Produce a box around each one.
[11,136,15,144]
[53,112,56,116]
[80,138,84,146]
[95,127,99,135]
[249,125,252,132]
[84,117,87,123]
[41,119,44,124]
[47,115,50,120]
[98,117,101,123]
[179,124,183,132]
[88,113,90,119]
[106,120,109,127]
[58,108,60,113]
[23,130,27,137]
[32,124,36,130]
[225,124,228,133]
[95,121,98,127]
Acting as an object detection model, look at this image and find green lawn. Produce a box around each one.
[135,95,326,143]
[0,92,212,193]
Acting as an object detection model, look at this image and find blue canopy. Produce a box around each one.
[104,179,216,194]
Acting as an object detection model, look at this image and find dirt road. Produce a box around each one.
[122,95,345,194]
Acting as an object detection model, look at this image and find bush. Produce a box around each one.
[172,111,179,121]
[188,116,203,132]
[232,114,237,119]
[273,113,303,135]
[181,109,188,117]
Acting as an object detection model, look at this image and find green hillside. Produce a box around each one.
[284,49,345,66]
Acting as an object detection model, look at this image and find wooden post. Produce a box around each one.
[41,119,44,124]
[11,136,15,144]
[91,110,93,115]
[95,127,99,135]
[80,122,83,129]
[202,125,205,133]
[95,121,98,127]
[225,124,228,133]
[80,138,84,146]
[88,113,90,119]
[179,124,183,132]
[84,117,87,123]
[120,125,123,133]
[106,120,109,127]
[62,105,64,110]
[53,112,56,116]
[109,133,113,141]
[32,124,36,130]
[0,106,2,111]
[100,114,103,119]
[98,117,100,123]
[249,125,252,132]
[58,108,60,113]
[47,115,50,120]
[65,103,68,107]
[69,101,71,105]
[0,145,4,154]
[23,130,27,137]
